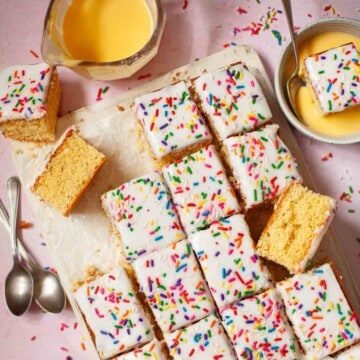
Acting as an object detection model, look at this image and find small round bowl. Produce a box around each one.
[275,17,360,144]
[41,0,165,81]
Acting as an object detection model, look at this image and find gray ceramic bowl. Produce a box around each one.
[274,17,360,144]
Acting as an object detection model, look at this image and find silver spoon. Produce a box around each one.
[0,195,66,314]
[4,177,33,316]
[282,0,306,118]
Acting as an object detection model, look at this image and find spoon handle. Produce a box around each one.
[0,197,36,271]
[281,0,300,72]
[7,177,21,259]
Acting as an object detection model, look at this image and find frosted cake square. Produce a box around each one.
[133,239,215,333]
[256,181,336,273]
[188,213,272,308]
[304,42,360,114]
[101,171,186,262]
[115,339,167,360]
[192,63,272,140]
[31,126,106,216]
[132,81,212,164]
[164,313,237,359]
[74,266,154,359]
[276,263,360,360]
[221,288,301,359]
[162,144,241,234]
[331,343,360,359]
[0,63,60,142]
[223,123,301,209]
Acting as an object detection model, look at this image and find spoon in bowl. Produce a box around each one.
[4,177,33,316]
[281,0,306,118]
[0,182,67,313]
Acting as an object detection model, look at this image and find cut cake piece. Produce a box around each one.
[220,287,302,359]
[162,144,241,234]
[132,81,212,165]
[164,313,237,359]
[256,180,336,273]
[133,239,215,333]
[0,63,61,142]
[192,63,272,140]
[223,123,301,209]
[115,339,167,360]
[74,266,154,359]
[304,42,360,114]
[276,263,360,359]
[188,213,272,308]
[101,171,186,263]
[31,126,106,216]
[332,343,360,359]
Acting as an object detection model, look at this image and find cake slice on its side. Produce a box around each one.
[192,63,272,141]
[223,124,302,210]
[164,313,237,359]
[276,263,360,359]
[74,266,154,360]
[0,63,61,143]
[162,144,241,235]
[220,288,302,359]
[31,126,106,216]
[132,81,212,167]
[256,180,336,274]
[304,42,360,115]
[115,339,168,360]
[101,171,186,263]
[133,239,215,334]
[189,214,272,308]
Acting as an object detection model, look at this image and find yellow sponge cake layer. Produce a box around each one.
[256,181,336,273]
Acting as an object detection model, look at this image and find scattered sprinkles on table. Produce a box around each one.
[221,288,301,359]
[192,63,272,140]
[188,214,272,308]
[304,42,360,114]
[0,63,53,121]
[133,239,215,333]
[74,266,153,359]
[115,339,167,360]
[223,124,301,209]
[101,171,185,263]
[164,313,237,360]
[276,263,360,359]
[162,144,241,234]
[132,81,212,160]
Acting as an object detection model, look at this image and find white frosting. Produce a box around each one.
[116,339,166,360]
[193,63,272,139]
[221,288,301,359]
[333,344,360,359]
[101,171,186,262]
[223,124,301,209]
[276,264,360,359]
[74,267,154,359]
[164,313,237,359]
[162,144,241,234]
[133,81,212,159]
[0,63,53,121]
[304,42,360,114]
[188,214,272,308]
[133,239,215,333]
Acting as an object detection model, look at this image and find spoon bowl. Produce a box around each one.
[4,177,33,316]
[281,0,306,119]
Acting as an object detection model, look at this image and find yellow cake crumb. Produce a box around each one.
[256,180,336,274]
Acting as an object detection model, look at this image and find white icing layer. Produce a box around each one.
[193,63,272,139]
[116,339,167,360]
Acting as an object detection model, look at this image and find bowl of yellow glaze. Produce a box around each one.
[41,0,165,81]
[275,17,360,144]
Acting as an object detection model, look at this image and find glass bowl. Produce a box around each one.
[41,0,165,81]
[274,17,360,144]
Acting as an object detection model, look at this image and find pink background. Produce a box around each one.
[0,1,359,359]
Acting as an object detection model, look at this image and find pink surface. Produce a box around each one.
[0,1,359,359]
